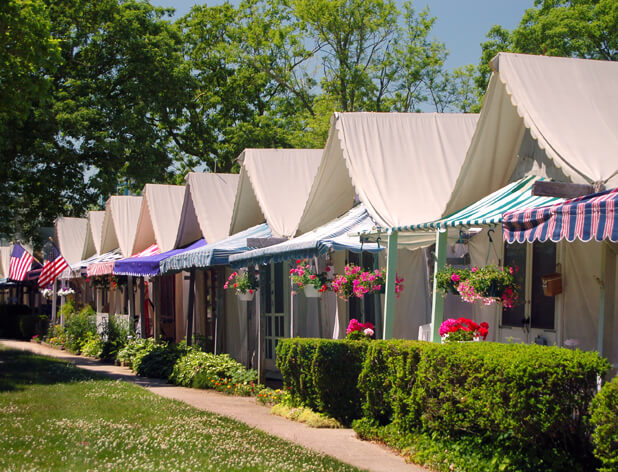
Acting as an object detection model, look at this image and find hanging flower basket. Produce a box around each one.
[303,285,321,298]
[332,264,404,301]
[436,265,518,308]
[224,269,258,299]
[290,259,331,295]
[238,291,255,302]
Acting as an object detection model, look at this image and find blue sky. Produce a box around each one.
[152,0,534,70]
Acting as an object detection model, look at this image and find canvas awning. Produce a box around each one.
[175,173,240,247]
[132,184,186,255]
[0,246,12,278]
[160,224,272,274]
[114,239,205,277]
[229,205,383,267]
[503,187,617,244]
[229,149,322,238]
[444,53,618,216]
[296,113,479,234]
[86,244,159,277]
[99,196,143,257]
[82,210,105,259]
[55,217,88,266]
[83,249,124,277]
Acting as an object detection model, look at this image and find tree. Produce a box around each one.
[477,0,617,94]
[2,0,188,243]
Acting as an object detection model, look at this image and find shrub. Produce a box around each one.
[276,338,368,424]
[170,348,257,388]
[133,341,187,379]
[81,332,103,358]
[99,314,129,362]
[590,375,618,472]
[116,337,156,368]
[18,315,38,339]
[63,305,96,353]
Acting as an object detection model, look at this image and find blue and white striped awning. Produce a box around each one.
[229,205,383,268]
[394,176,563,232]
[160,224,272,274]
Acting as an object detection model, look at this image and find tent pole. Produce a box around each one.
[383,230,398,340]
[430,229,448,343]
[127,275,135,334]
[597,243,616,359]
[139,278,146,338]
[51,279,57,325]
[186,270,195,346]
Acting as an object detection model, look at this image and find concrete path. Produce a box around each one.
[1,340,428,472]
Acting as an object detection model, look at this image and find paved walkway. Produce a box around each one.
[1,340,428,472]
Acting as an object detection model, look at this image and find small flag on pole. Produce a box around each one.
[38,244,69,288]
[9,244,34,281]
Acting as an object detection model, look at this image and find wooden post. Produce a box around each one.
[186,270,195,345]
[598,243,616,359]
[128,275,135,334]
[51,279,58,325]
[215,268,225,354]
[139,278,146,338]
[257,265,265,384]
[152,278,161,342]
[430,229,448,343]
[383,230,399,339]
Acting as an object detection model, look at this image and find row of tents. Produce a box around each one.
[1,52,617,377]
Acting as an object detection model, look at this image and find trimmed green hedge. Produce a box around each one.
[277,338,610,471]
[276,338,368,424]
[590,375,618,472]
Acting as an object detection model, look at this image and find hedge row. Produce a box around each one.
[276,338,611,470]
[590,375,618,472]
[276,338,368,423]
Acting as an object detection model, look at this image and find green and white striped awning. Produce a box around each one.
[394,176,563,232]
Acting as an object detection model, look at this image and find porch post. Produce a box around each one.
[51,279,57,325]
[127,275,135,334]
[597,242,616,359]
[430,229,448,343]
[186,269,195,345]
[383,230,398,340]
[257,265,265,384]
[152,278,161,342]
[139,278,146,338]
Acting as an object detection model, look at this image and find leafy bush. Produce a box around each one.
[18,315,38,339]
[80,332,103,358]
[116,337,156,368]
[590,375,618,472]
[170,348,258,394]
[132,341,188,379]
[99,314,129,362]
[63,305,96,353]
[276,338,368,424]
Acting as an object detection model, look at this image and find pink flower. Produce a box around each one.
[451,273,460,283]
[363,328,374,337]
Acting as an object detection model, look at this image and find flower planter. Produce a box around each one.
[238,291,255,302]
[303,285,321,298]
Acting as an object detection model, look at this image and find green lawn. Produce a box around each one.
[0,349,360,471]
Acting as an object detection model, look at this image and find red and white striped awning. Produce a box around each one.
[503,187,617,244]
[86,245,159,277]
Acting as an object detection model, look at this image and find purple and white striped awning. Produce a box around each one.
[503,187,617,243]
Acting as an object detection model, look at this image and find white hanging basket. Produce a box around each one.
[238,291,255,302]
[303,285,321,298]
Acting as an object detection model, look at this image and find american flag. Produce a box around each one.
[9,244,34,281]
[38,243,69,288]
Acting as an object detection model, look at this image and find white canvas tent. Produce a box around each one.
[0,246,12,278]
[55,217,89,266]
[175,173,240,247]
[229,149,322,238]
[433,53,618,366]
[99,196,143,258]
[445,52,618,215]
[132,184,186,255]
[296,112,480,339]
[82,210,106,259]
